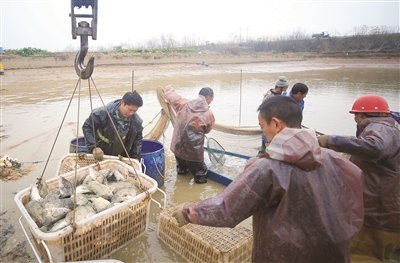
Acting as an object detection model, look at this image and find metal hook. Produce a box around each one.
[70,0,98,79]
[75,40,94,79]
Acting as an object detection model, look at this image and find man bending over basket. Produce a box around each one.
[172,95,364,262]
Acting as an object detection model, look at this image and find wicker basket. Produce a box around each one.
[15,159,157,262]
[56,153,142,176]
[157,205,253,263]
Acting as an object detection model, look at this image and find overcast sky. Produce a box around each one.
[1,0,399,52]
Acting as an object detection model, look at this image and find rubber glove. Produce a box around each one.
[92,147,104,161]
[318,135,330,148]
[172,204,189,227]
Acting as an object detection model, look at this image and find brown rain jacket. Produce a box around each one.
[182,128,364,263]
[164,85,215,162]
[328,116,400,233]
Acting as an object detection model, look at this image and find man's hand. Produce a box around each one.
[172,204,189,227]
[92,147,104,161]
[318,135,330,148]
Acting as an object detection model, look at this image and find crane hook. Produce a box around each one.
[70,0,98,79]
[75,44,94,80]
[74,22,94,79]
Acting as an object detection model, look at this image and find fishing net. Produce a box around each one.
[206,137,226,165]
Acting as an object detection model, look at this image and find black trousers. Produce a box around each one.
[175,155,208,184]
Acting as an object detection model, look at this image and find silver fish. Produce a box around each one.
[45,196,75,211]
[115,187,138,197]
[76,184,93,194]
[65,204,96,224]
[85,180,113,200]
[38,178,49,198]
[108,181,137,194]
[24,200,51,227]
[59,176,74,198]
[40,197,74,227]
[71,193,90,206]
[83,166,105,184]
[43,191,61,202]
[44,204,71,222]
[111,187,139,203]
[111,195,131,203]
[49,218,70,233]
[99,168,112,178]
[113,170,126,181]
[30,184,42,202]
[89,196,111,213]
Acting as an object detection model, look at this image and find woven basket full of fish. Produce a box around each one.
[14,158,157,262]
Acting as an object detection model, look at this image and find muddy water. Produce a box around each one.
[1,61,399,262]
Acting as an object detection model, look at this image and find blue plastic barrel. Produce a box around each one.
[69,137,88,153]
[141,140,165,187]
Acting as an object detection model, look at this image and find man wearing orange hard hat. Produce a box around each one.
[318,94,400,262]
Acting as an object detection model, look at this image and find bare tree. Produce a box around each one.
[353,25,369,36]
[287,29,308,40]
[369,26,383,35]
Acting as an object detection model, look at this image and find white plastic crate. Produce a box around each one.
[15,159,157,262]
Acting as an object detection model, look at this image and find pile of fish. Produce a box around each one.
[25,166,140,233]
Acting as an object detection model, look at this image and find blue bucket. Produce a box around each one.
[141,140,165,187]
[69,137,88,153]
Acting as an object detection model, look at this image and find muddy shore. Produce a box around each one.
[2,51,398,71]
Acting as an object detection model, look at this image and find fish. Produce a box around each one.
[43,191,61,203]
[30,184,43,202]
[85,180,113,200]
[112,170,126,181]
[25,166,142,233]
[99,168,112,178]
[65,204,96,224]
[83,166,105,184]
[44,204,71,222]
[25,200,51,227]
[43,197,75,211]
[72,193,90,206]
[114,186,138,197]
[88,196,112,213]
[108,181,138,194]
[76,184,93,194]
[111,187,139,203]
[59,176,74,198]
[49,218,69,233]
[38,178,49,198]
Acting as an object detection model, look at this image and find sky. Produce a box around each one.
[0,0,399,52]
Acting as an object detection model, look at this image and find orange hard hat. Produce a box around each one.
[349,94,391,114]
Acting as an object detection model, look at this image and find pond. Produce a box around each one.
[1,60,399,262]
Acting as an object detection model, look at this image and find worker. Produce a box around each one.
[262,76,289,101]
[258,76,290,156]
[163,84,215,184]
[318,94,400,262]
[173,95,364,262]
[288,82,308,111]
[82,91,144,161]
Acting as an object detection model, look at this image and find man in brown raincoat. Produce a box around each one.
[318,94,400,262]
[164,85,215,184]
[173,95,364,262]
